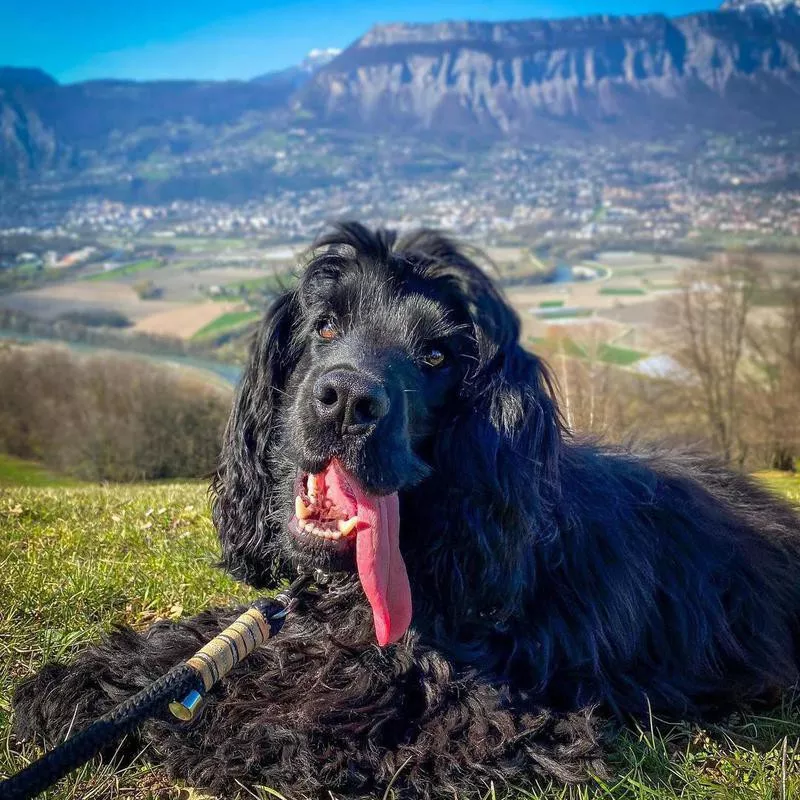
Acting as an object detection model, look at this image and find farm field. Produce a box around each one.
[133,300,245,339]
[84,258,163,282]
[0,463,798,799]
[0,243,294,344]
[502,250,797,362]
[507,252,701,332]
[0,281,188,323]
[192,309,262,341]
[83,264,288,302]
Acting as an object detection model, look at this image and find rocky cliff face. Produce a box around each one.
[0,51,342,183]
[721,1,799,12]
[2,7,800,184]
[297,10,800,137]
[0,69,63,179]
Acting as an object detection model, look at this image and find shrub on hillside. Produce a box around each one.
[133,279,162,299]
[0,344,232,481]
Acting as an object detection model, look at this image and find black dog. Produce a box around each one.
[12,223,800,798]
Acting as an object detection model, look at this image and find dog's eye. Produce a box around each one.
[318,321,337,341]
[422,348,446,369]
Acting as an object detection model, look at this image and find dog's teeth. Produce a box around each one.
[338,517,358,536]
[302,520,344,540]
[295,496,312,520]
[307,474,317,500]
[300,513,354,541]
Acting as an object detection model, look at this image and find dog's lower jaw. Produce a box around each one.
[284,522,358,579]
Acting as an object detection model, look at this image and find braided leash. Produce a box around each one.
[0,573,315,800]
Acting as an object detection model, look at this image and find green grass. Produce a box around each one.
[752,289,791,308]
[159,237,250,252]
[239,274,297,292]
[539,300,566,309]
[0,479,256,798]
[535,308,595,320]
[597,344,647,366]
[191,310,261,341]
[753,470,800,504]
[608,269,646,278]
[215,272,297,300]
[83,259,162,282]
[599,288,648,297]
[0,455,80,488]
[563,341,645,365]
[0,471,798,798]
[646,283,681,292]
[533,338,647,367]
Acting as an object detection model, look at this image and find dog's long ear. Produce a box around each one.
[432,259,564,525]
[398,230,564,503]
[455,311,562,503]
[212,290,299,587]
[412,257,565,623]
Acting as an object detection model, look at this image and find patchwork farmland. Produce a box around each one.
[0,237,792,378]
[0,239,299,344]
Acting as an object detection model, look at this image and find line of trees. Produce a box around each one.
[0,344,232,481]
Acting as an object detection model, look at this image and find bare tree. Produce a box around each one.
[660,252,764,466]
[556,322,621,435]
[745,271,800,471]
[543,323,654,442]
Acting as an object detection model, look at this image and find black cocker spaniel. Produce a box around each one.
[12,223,800,798]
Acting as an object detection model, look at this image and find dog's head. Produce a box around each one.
[213,223,562,645]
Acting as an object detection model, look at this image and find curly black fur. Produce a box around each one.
[12,223,800,798]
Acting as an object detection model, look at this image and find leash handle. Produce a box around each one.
[169,601,273,721]
[168,573,314,721]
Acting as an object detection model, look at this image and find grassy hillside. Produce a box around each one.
[0,454,80,488]
[0,469,798,799]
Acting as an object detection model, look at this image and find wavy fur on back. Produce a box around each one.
[12,223,800,798]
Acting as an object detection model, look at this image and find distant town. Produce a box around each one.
[0,127,798,387]
[1,130,798,261]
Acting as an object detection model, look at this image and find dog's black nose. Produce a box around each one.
[313,370,389,434]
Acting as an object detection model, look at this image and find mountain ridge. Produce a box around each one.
[3,6,800,187]
[720,0,800,12]
[296,9,800,137]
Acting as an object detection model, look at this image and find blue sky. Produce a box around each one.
[1,0,716,83]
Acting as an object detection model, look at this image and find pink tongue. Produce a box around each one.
[325,463,412,646]
[354,491,412,646]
